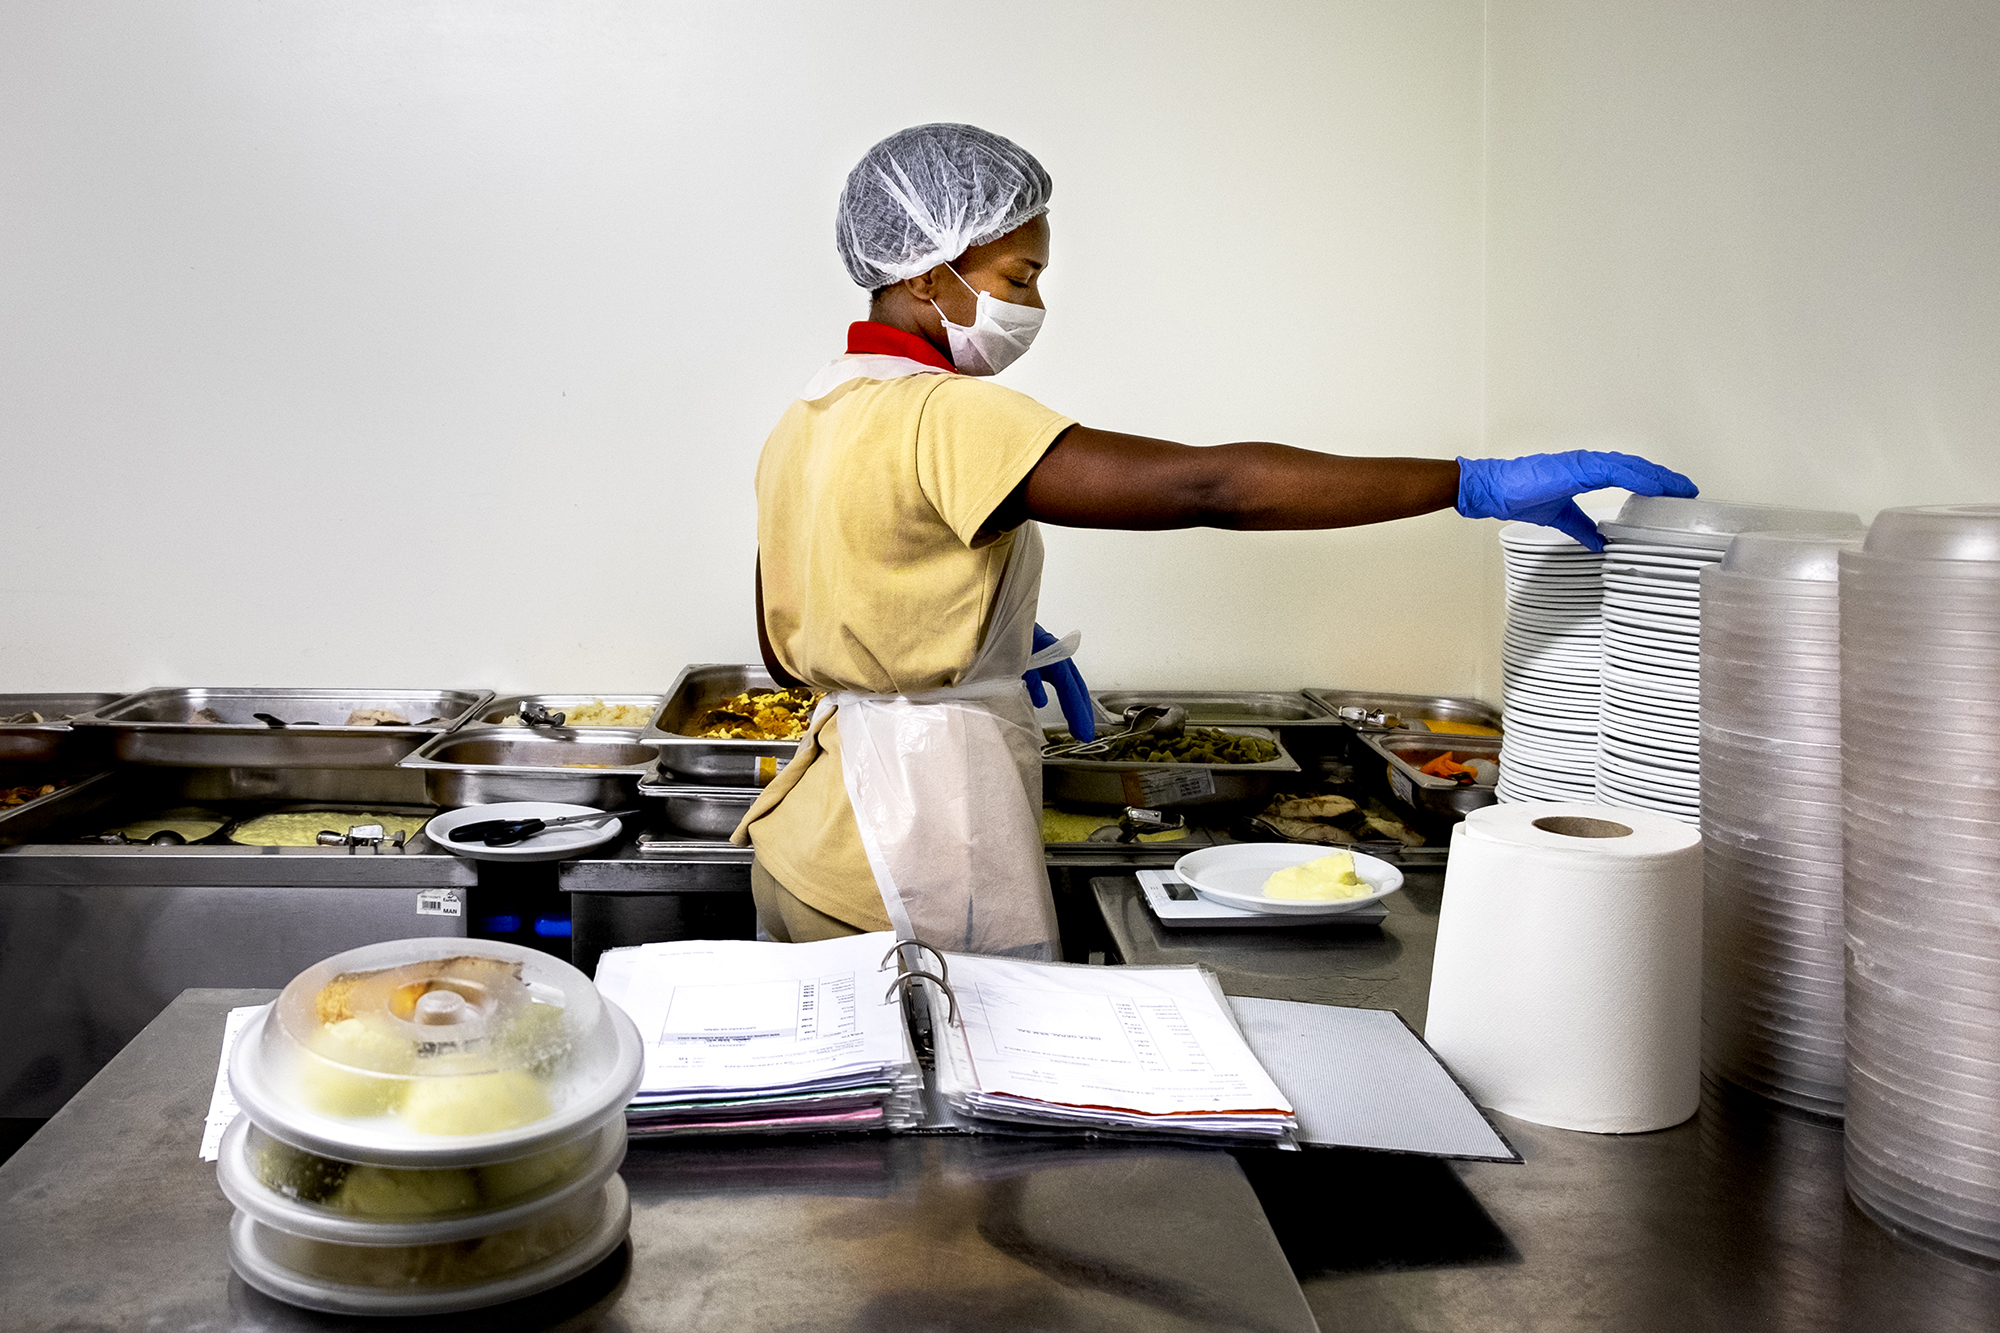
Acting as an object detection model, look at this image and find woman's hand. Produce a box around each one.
[1456,452,1697,551]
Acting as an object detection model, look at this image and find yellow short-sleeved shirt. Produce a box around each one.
[745,368,1074,928]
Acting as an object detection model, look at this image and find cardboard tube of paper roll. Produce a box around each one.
[1424,802,1703,1133]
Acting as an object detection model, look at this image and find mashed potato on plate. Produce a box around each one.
[1262,851,1371,901]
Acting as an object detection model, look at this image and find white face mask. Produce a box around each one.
[930,265,1044,376]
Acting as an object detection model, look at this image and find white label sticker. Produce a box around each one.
[1122,767,1217,807]
[200,1005,264,1161]
[1389,768,1415,806]
[417,888,463,917]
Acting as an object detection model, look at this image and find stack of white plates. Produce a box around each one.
[1699,530,1861,1119]
[1841,503,2000,1262]
[1593,497,1863,827]
[1496,521,1603,803]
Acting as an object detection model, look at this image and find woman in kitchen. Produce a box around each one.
[733,123,1695,959]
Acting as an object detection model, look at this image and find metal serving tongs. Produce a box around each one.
[1336,705,1403,731]
[518,701,569,728]
[315,824,407,852]
[1041,704,1189,760]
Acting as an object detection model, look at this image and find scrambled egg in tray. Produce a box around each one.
[685,687,820,741]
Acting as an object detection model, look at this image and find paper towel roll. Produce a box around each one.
[1424,801,1704,1133]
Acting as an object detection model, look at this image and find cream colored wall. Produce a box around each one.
[0,1,1493,700]
[1483,0,2000,520]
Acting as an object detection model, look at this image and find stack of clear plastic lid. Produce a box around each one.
[1497,521,1604,803]
[1841,503,2000,1261]
[1594,496,1862,826]
[1699,530,1862,1118]
[222,938,643,1314]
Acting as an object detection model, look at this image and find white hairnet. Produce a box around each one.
[836,123,1053,290]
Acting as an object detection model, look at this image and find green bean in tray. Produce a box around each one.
[1055,727,1280,766]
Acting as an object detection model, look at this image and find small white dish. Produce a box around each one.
[1174,844,1403,916]
[425,802,630,862]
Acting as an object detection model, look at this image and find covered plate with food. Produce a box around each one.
[230,938,642,1167]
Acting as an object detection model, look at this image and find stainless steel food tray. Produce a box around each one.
[1092,691,1341,728]
[636,766,759,840]
[220,802,441,849]
[1043,726,1299,810]
[468,694,668,730]
[0,771,118,846]
[400,728,654,808]
[71,688,492,768]
[641,664,814,787]
[0,694,124,763]
[1360,732,1502,819]
[1302,689,1503,736]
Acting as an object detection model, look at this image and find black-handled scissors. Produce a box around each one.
[447,809,639,847]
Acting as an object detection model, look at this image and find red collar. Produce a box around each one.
[846,321,955,373]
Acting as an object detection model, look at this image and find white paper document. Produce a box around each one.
[594,932,912,1097]
[928,955,1294,1138]
[199,1005,264,1161]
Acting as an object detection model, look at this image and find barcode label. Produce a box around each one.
[416,888,463,917]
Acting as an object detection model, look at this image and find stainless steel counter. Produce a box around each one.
[1094,873,2000,1331]
[1092,869,1443,1028]
[0,988,1317,1333]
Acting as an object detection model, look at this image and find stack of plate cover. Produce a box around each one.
[1699,530,1862,1118]
[1497,521,1604,803]
[1594,497,1863,826]
[220,939,644,1315]
[1841,503,2000,1261]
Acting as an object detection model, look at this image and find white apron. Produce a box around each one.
[732,354,1071,960]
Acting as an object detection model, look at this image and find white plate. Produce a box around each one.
[1502,630,1602,650]
[425,802,630,862]
[1174,845,1403,917]
[1604,541,1726,560]
[1603,579,1702,602]
[1504,719,1600,742]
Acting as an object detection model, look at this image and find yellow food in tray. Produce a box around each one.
[230,811,431,847]
[1421,719,1500,737]
[1263,851,1370,901]
[687,687,820,741]
[1040,807,1188,845]
[501,699,653,728]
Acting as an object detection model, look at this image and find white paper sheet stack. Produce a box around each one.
[593,933,924,1137]
[924,955,1296,1143]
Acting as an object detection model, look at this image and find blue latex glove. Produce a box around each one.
[1457,451,1698,553]
[1023,623,1096,741]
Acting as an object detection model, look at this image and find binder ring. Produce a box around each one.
[885,969,959,1027]
[880,939,949,985]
